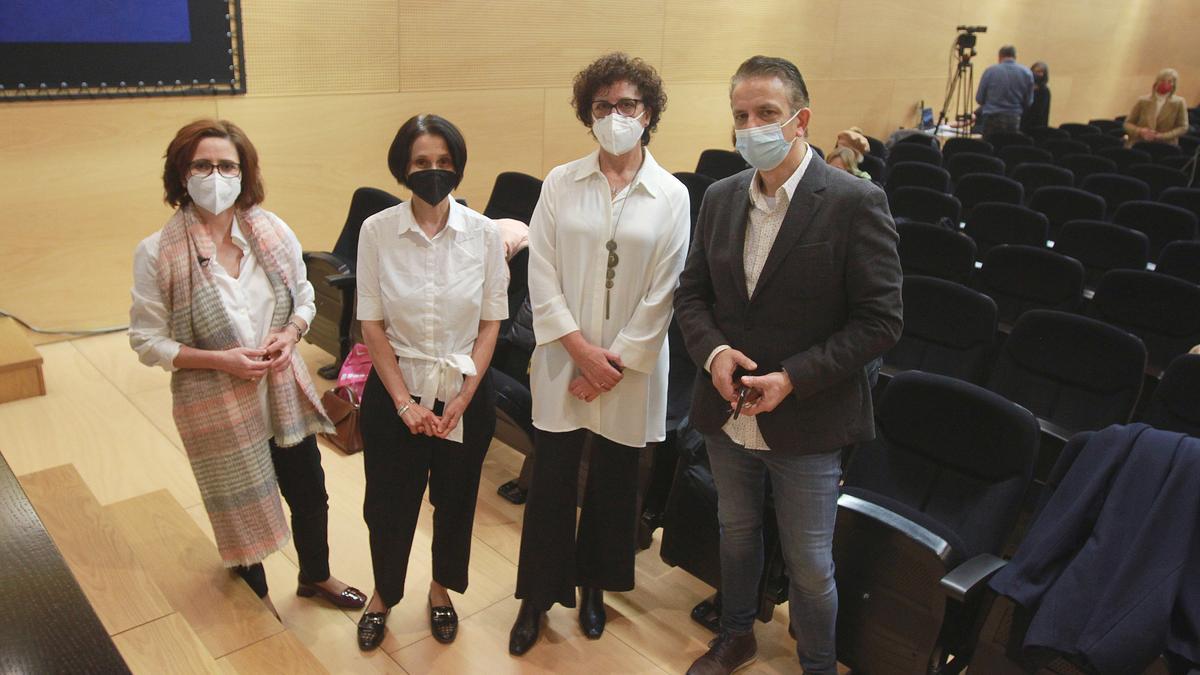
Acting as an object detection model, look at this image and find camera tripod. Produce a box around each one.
[935,50,976,135]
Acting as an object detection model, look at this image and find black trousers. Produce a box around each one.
[361,367,495,608]
[515,428,641,610]
[234,435,331,598]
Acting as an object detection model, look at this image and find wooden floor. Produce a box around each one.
[0,333,808,674]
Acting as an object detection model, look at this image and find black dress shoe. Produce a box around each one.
[497,480,528,504]
[579,587,606,639]
[297,580,367,609]
[357,607,390,652]
[429,594,458,644]
[690,592,722,634]
[508,600,544,656]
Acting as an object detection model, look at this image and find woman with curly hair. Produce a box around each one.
[507,52,690,655]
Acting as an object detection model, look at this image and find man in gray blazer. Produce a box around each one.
[676,55,903,675]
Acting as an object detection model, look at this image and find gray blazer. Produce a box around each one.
[673,156,903,454]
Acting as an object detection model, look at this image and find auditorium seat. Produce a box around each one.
[1112,200,1198,263]
[1027,126,1070,143]
[1029,186,1106,239]
[1132,140,1183,162]
[1081,173,1151,219]
[1140,354,1200,437]
[672,171,715,233]
[1088,118,1124,133]
[1159,186,1200,222]
[1058,122,1102,138]
[942,137,994,162]
[886,142,943,168]
[1098,146,1152,172]
[1059,153,1118,187]
[1156,155,1198,185]
[1041,138,1091,161]
[483,171,543,223]
[1155,240,1200,285]
[964,202,1049,256]
[976,245,1085,328]
[695,148,748,180]
[1000,145,1054,173]
[886,162,952,194]
[303,186,402,377]
[955,174,1024,219]
[1011,163,1074,202]
[889,186,962,226]
[1081,133,1124,153]
[986,309,1146,482]
[882,275,997,385]
[834,370,1038,675]
[897,220,976,284]
[859,153,886,184]
[986,131,1036,154]
[865,135,888,161]
[1054,220,1149,289]
[947,152,1005,183]
[1090,269,1200,376]
[1123,163,1189,198]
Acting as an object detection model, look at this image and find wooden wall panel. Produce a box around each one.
[4,0,1197,330]
[661,0,840,83]
[215,89,545,249]
[241,0,400,95]
[398,1,666,91]
[0,97,217,330]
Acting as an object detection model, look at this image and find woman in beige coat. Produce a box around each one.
[1123,68,1189,146]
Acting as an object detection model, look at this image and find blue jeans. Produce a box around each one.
[705,431,842,675]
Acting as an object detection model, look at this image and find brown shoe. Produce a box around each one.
[686,631,757,675]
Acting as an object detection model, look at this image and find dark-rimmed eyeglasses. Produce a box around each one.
[189,159,241,178]
[591,98,644,118]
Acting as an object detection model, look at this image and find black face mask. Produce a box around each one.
[407,169,457,206]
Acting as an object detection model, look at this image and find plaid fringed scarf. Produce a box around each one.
[156,205,333,567]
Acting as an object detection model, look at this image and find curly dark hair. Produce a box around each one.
[571,52,666,146]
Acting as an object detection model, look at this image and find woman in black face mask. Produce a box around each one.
[354,114,510,651]
[1021,61,1051,133]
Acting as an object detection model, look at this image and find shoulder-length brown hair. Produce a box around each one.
[162,119,265,209]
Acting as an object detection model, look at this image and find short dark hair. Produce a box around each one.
[387,114,467,188]
[730,55,810,112]
[163,119,265,210]
[999,45,1017,59]
[571,52,666,145]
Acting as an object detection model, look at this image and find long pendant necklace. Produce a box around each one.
[604,160,643,320]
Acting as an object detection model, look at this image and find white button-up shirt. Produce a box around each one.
[356,198,509,443]
[129,212,316,425]
[706,143,813,450]
[529,149,690,448]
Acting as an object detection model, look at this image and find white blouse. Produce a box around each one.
[529,149,690,448]
[356,199,509,443]
[129,212,316,427]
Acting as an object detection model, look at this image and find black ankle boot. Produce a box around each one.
[508,599,544,656]
[578,587,606,639]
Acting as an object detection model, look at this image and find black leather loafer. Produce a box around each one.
[357,608,390,651]
[297,580,367,609]
[429,595,458,644]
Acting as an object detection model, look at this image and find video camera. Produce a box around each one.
[956,25,987,51]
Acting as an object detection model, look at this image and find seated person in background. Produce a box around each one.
[496,217,530,260]
[1124,68,1190,147]
[826,146,870,180]
[827,128,872,180]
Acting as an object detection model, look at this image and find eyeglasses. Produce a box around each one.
[189,159,241,178]
[591,98,644,118]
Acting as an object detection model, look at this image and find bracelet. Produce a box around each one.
[396,398,417,417]
[286,319,304,342]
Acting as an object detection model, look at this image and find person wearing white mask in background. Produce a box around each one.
[675,56,902,675]
[130,119,366,617]
[508,52,690,656]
